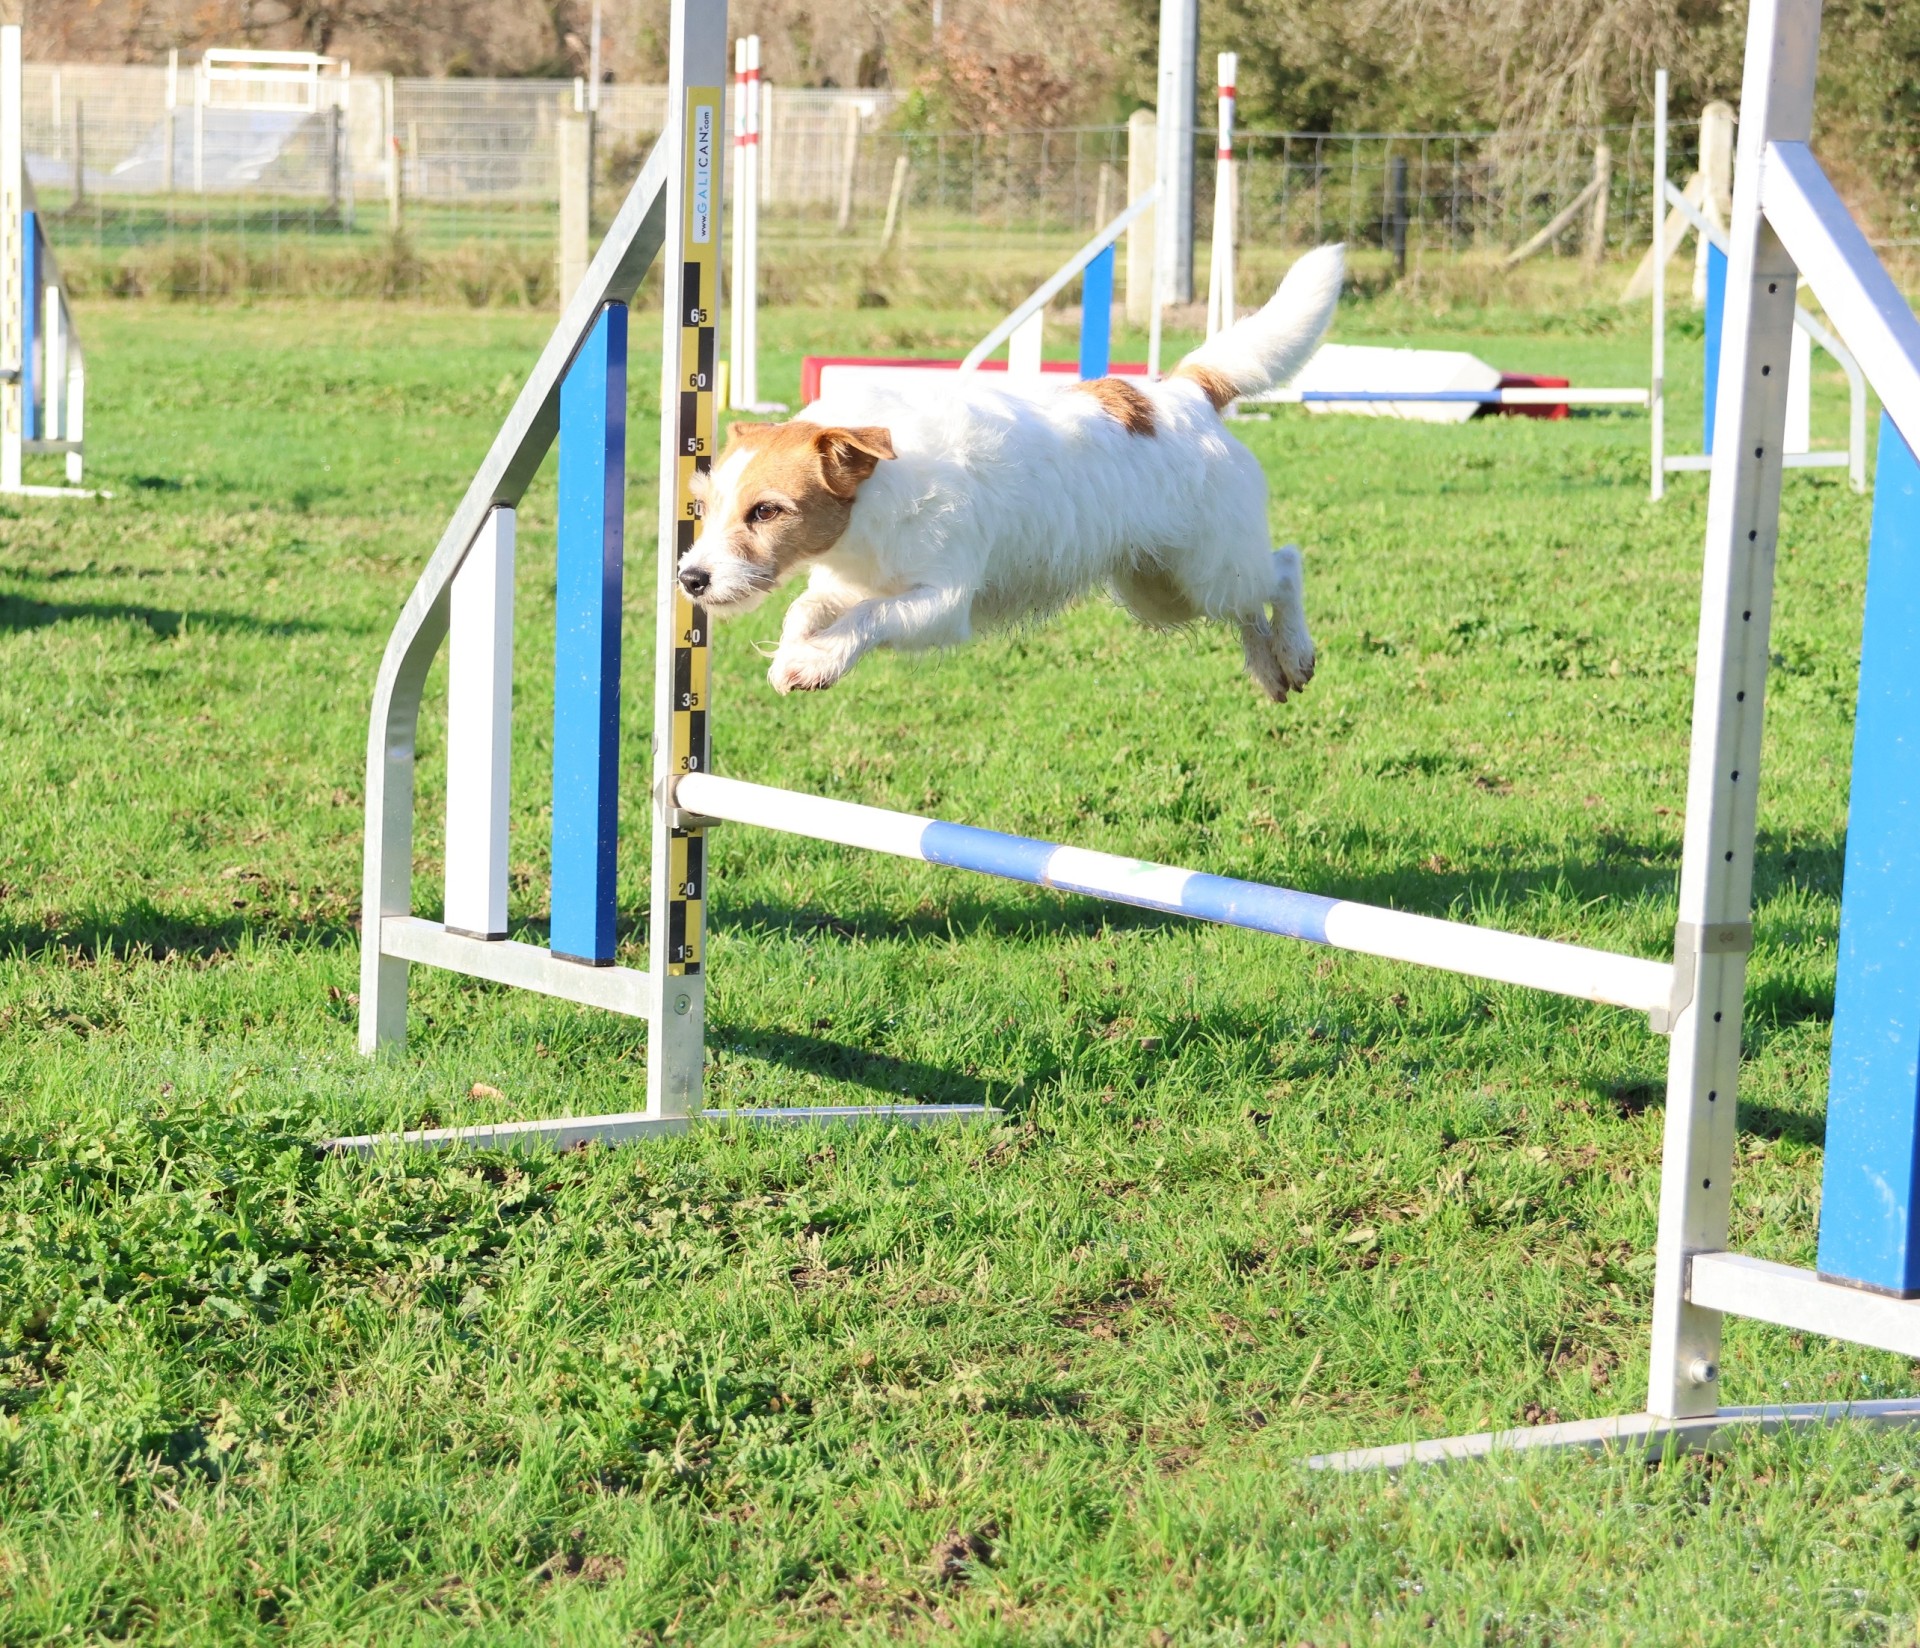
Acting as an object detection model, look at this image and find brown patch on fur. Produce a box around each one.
[1070,375,1157,435]
[1171,361,1239,410]
[684,420,895,609]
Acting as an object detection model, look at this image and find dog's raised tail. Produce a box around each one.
[1171,243,1344,409]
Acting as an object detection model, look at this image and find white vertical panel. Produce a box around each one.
[43,290,62,440]
[444,505,515,940]
[1785,321,1811,453]
[1008,310,1044,383]
[64,358,83,484]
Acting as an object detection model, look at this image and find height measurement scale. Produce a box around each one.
[648,4,727,1118]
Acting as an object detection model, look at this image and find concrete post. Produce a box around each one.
[1126,108,1157,326]
[1154,0,1197,304]
[1585,142,1611,265]
[557,111,591,310]
[1694,101,1734,306]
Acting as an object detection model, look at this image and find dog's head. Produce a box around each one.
[679,420,895,614]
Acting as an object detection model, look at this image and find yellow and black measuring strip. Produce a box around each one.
[665,82,721,976]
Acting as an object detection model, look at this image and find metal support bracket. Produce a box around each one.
[1651,920,1753,1035]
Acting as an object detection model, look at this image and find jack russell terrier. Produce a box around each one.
[679,243,1344,701]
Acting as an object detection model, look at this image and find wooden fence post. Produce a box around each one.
[1126,108,1156,326]
[1584,142,1611,265]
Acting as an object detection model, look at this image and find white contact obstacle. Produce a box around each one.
[0,22,89,497]
[355,0,1920,1466]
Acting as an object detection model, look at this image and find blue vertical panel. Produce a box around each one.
[1818,413,1920,1295]
[1079,245,1114,381]
[21,213,37,442]
[1703,242,1727,456]
[550,302,628,965]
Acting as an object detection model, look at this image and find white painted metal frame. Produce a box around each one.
[443,506,514,941]
[356,136,673,1063]
[347,0,997,1153]
[0,22,91,499]
[1315,0,1920,1469]
[1648,70,1867,494]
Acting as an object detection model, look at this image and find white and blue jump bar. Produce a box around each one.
[674,772,1672,1014]
[1262,387,1649,408]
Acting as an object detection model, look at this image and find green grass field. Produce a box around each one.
[2,285,1916,1645]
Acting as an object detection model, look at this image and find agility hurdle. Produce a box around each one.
[1647,67,1865,498]
[802,189,1158,404]
[0,23,90,498]
[355,0,1920,1466]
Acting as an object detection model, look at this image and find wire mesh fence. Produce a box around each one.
[13,57,1729,302]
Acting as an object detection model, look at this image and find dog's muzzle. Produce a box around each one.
[677,565,711,598]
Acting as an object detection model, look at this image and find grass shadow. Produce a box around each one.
[0,904,355,964]
[710,1020,1036,1112]
[0,594,330,638]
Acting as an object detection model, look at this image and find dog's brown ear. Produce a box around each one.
[812,425,896,499]
[721,420,780,452]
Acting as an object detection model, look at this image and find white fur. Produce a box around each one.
[693,244,1344,697]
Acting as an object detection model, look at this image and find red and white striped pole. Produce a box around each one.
[728,35,766,409]
[742,34,762,408]
[729,37,749,407]
[1206,51,1237,339]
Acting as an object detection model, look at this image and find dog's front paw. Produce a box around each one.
[769,643,846,694]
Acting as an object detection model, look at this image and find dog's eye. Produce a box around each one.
[747,501,783,525]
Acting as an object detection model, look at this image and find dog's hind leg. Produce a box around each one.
[1241,545,1315,703]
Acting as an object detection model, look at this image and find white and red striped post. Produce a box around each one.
[1205,51,1237,339]
[743,35,762,408]
[728,34,764,410]
[729,37,748,406]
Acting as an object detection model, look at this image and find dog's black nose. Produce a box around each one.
[678,565,710,597]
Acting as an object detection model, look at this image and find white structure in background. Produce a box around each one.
[1646,68,1865,497]
[0,22,90,497]
[192,50,351,204]
[1287,343,1499,424]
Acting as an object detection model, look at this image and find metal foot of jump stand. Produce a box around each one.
[1308,1400,1920,1471]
